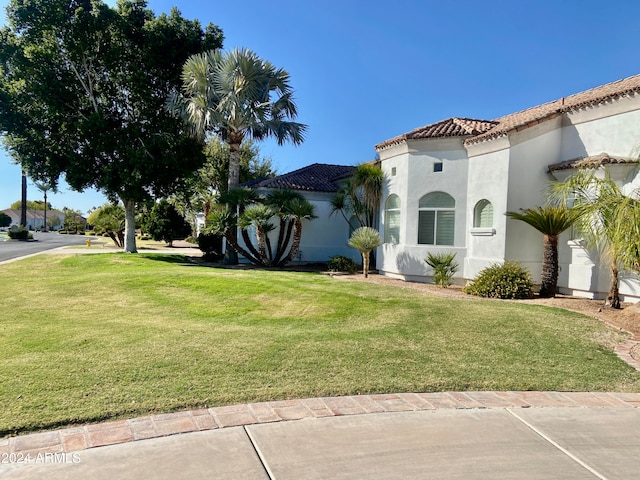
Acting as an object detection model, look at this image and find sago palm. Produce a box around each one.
[506,205,579,298]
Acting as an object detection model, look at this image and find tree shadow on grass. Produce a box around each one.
[138,254,196,265]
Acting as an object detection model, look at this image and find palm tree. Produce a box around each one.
[348,227,382,278]
[549,169,640,308]
[239,203,275,265]
[167,47,306,263]
[211,188,315,267]
[330,163,385,229]
[87,203,125,247]
[278,196,316,266]
[33,181,56,232]
[506,205,579,298]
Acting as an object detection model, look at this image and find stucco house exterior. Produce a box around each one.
[241,163,361,264]
[374,74,640,302]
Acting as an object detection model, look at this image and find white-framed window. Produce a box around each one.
[473,199,493,228]
[418,192,455,245]
[384,194,401,244]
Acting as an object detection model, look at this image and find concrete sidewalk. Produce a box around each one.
[2,392,640,479]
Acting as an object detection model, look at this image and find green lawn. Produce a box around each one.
[1,253,639,436]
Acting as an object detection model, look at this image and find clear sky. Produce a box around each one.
[1,0,639,214]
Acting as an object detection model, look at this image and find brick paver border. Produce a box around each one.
[3,391,640,457]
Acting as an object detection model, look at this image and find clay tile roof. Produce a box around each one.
[246,163,356,192]
[375,117,498,150]
[547,153,639,172]
[466,74,640,145]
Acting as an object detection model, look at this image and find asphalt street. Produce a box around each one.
[0,231,88,263]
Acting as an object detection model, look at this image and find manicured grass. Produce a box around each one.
[1,253,639,435]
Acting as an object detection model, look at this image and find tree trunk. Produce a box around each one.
[606,260,621,309]
[539,234,558,298]
[122,198,137,253]
[223,229,260,264]
[222,139,242,265]
[20,170,27,227]
[279,220,303,266]
[363,252,369,278]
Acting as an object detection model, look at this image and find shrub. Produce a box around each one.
[463,261,534,299]
[198,232,223,262]
[425,252,458,288]
[8,227,30,240]
[327,255,357,274]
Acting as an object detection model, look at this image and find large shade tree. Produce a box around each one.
[0,0,223,252]
[506,205,579,298]
[167,47,306,263]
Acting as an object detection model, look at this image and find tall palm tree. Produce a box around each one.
[506,205,579,298]
[168,47,306,189]
[549,169,640,308]
[33,181,56,232]
[167,47,307,263]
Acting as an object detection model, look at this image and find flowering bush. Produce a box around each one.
[463,261,534,299]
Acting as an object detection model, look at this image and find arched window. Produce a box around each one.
[473,200,493,228]
[418,192,455,245]
[384,194,401,244]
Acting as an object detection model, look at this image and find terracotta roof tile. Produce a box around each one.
[247,163,356,192]
[376,117,497,150]
[547,153,639,172]
[466,74,640,145]
[376,74,640,151]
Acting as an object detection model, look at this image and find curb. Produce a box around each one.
[3,391,640,457]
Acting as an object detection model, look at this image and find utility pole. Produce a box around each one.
[20,169,27,227]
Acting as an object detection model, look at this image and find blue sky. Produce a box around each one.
[1,0,639,214]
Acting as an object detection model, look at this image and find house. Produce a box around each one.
[374,74,640,302]
[241,163,361,264]
[0,209,65,231]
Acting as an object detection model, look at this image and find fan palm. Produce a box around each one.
[168,48,306,264]
[506,205,579,298]
[549,169,640,308]
[168,48,306,191]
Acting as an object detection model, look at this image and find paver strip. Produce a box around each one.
[3,391,640,456]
